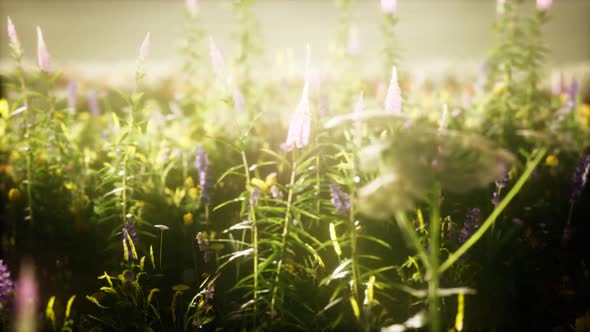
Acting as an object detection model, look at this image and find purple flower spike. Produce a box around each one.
[88,90,101,117]
[67,80,77,114]
[36,26,52,73]
[536,0,552,12]
[380,0,397,14]
[195,146,210,204]
[329,184,351,217]
[186,0,199,17]
[283,78,311,151]
[384,66,402,114]
[122,219,138,260]
[0,260,14,307]
[458,208,481,244]
[7,17,21,53]
[208,36,226,84]
[570,154,590,203]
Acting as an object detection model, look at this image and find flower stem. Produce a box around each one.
[241,150,258,326]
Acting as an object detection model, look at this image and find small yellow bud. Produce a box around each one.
[545,155,559,167]
[8,188,21,201]
[184,176,194,187]
[188,187,198,199]
[183,212,193,226]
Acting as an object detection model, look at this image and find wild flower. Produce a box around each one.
[330,184,351,217]
[536,0,552,12]
[154,224,169,231]
[570,154,590,203]
[208,36,226,84]
[196,232,212,263]
[15,262,38,332]
[67,80,77,113]
[7,17,21,56]
[566,78,579,104]
[384,66,402,114]
[138,32,151,62]
[186,0,199,17]
[122,219,138,261]
[283,78,311,151]
[195,146,210,204]
[0,260,14,308]
[88,90,101,117]
[495,166,510,189]
[246,187,260,212]
[458,208,480,244]
[36,26,52,73]
[496,0,506,15]
[233,87,245,113]
[380,0,397,14]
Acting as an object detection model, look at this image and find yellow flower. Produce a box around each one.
[184,176,194,187]
[183,212,193,226]
[545,155,559,167]
[8,188,21,201]
[576,103,590,128]
[188,187,198,199]
[493,82,506,94]
[0,99,8,119]
[9,150,20,161]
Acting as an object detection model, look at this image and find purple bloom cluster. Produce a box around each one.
[0,260,14,307]
[122,219,138,260]
[196,232,212,263]
[570,154,590,203]
[329,184,350,217]
[458,208,481,244]
[195,146,210,204]
[246,187,260,212]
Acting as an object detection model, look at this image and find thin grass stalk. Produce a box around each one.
[270,152,297,317]
[240,150,258,326]
[428,183,441,332]
[438,147,546,273]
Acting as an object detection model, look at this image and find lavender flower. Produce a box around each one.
[0,260,14,308]
[196,232,212,263]
[283,80,311,151]
[208,36,226,84]
[384,66,402,114]
[458,208,481,244]
[122,219,138,261]
[67,80,77,114]
[380,0,397,14]
[233,87,245,113]
[570,154,590,203]
[186,0,199,17]
[138,32,150,61]
[566,78,579,104]
[88,90,101,117]
[536,0,552,12]
[15,262,38,332]
[330,184,351,217]
[7,17,21,54]
[36,26,52,73]
[246,187,260,212]
[195,146,210,204]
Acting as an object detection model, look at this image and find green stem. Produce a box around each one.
[159,230,164,270]
[16,63,34,224]
[438,148,546,274]
[428,184,441,332]
[241,150,258,326]
[270,155,297,317]
[394,211,431,272]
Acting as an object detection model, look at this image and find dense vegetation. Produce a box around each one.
[1,0,589,331]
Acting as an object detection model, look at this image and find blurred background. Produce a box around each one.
[0,0,589,81]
